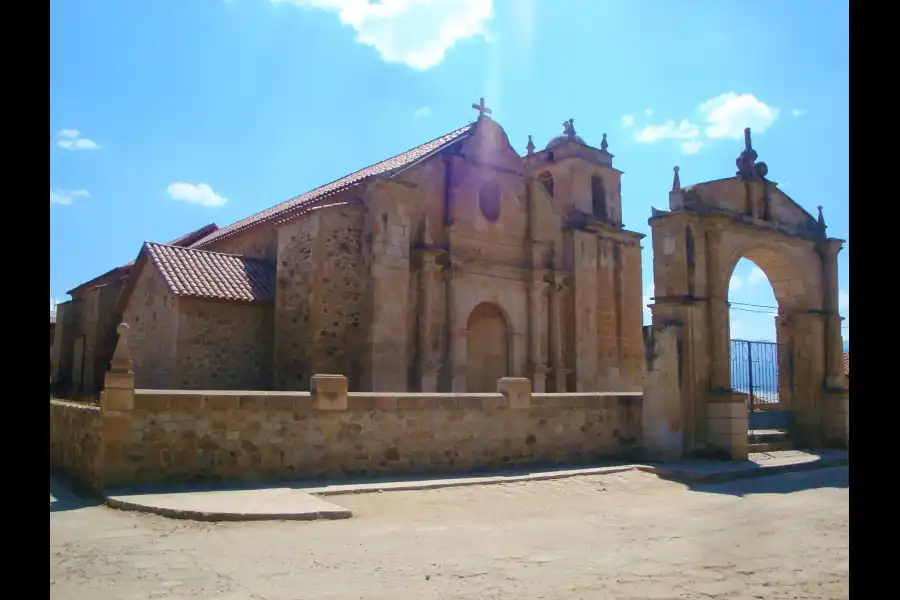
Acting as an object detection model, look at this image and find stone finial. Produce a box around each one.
[563,118,576,138]
[817,205,826,227]
[672,166,681,191]
[471,97,492,119]
[109,322,133,375]
[600,133,609,152]
[526,134,535,156]
[735,127,770,181]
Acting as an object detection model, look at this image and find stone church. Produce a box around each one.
[52,101,646,394]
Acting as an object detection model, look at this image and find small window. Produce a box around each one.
[591,175,608,221]
[479,182,501,222]
[538,171,554,197]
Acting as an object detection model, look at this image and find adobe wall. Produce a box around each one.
[100,385,642,488]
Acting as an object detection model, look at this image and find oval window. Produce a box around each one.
[479,182,501,222]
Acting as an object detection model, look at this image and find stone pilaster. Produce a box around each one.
[417,251,445,392]
[822,387,849,448]
[705,225,730,391]
[572,230,599,391]
[789,311,826,448]
[596,239,619,387]
[617,240,645,390]
[443,259,467,392]
[549,271,570,392]
[817,239,846,388]
[364,181,416,392]
[529,270,549,392]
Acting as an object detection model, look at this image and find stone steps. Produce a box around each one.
[748,429,793,453]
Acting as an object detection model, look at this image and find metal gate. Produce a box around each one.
[730,339,793,431]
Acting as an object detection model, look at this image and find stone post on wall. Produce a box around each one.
[98,323,137,489]
[497,377,531,409]
[311,374,349,410]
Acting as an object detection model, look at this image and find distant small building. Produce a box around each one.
[50,314,56,377]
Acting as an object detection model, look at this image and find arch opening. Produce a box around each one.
[591,175,608,221]
[726,249,806,425]
[465,302,510,392]
[538,171,554,197]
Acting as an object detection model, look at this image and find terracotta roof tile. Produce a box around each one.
[66,223,220,296]
[191,124,474,249]
[843,352,849,376]
[145,243,275,303]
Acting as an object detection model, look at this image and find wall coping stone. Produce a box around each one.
[50,399,101,412]
[129,390,643,411]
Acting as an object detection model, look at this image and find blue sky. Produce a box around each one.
[50,0,849,342]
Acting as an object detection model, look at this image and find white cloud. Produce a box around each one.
[50,188,90,206]
[839,289,849,316]
[644,109,654,117]
[413,106,431,120]
[166,182,228,207]
[55,129,101,151]
[680,139,704,155]
[791,108,804,117]
[620,114,635,128]
[272,0,493,70]
[748,266,767,286]
[634,119,699,143]
[633,92,778,154]
[698,92,779,140]
[729,275,743,293]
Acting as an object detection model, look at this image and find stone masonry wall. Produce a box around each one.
[50,400,102,489]
[103,387,642,487]
[175,298,274,390]
[202,223,279,261]
[122,267,178,389]
[274,201,367,391]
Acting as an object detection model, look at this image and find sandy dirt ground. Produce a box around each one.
[50,467,848,600]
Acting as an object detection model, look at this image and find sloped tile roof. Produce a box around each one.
[191,124,474,248]
[67,223,220,295]
[843,352,849,376]
[145,243,275,303]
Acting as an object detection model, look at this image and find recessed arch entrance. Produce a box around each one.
[465,302,510,392]
[724,247,813,443]
[647,130,848,459]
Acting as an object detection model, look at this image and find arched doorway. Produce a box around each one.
[726,251,803,448]
[466,303,510,392]
[647,133,847,458]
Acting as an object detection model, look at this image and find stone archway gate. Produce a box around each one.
[645,129,849,459]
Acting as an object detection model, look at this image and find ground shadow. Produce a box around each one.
[679,465,848,498]
[50,473,104,513]
[103,460,635,499]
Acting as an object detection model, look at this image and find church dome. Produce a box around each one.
[545,134,586,150]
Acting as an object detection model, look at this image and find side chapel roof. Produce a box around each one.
[66,222,220,296]
[119,242,276,308]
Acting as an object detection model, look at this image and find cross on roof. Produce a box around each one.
[471,97,492,119]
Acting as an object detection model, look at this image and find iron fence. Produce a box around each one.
[730,339,790,409]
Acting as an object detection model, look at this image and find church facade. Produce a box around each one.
[54,102,646,394]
